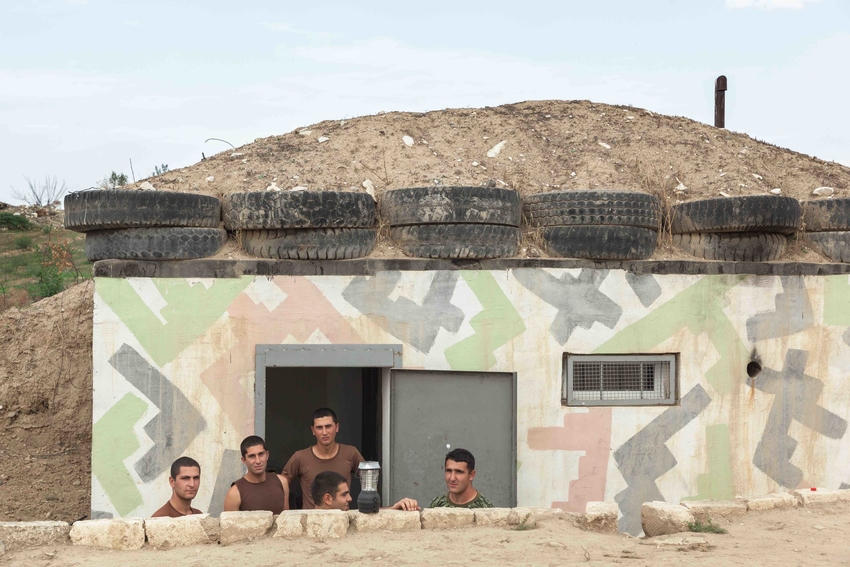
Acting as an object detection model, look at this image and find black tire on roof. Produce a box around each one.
[802,231,850,263]
[240,228,377,260]
[802,199,850,232]
[523,190,662,230]
[381,186,522,227]
[390,224,519,259]
[85,227,227,261]
[64,190,221,232]
[671,232,787,262]
[223,191,377,231]
[668,195,801,235]
[540,225,657,260]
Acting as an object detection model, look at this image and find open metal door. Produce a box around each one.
[388,369,517,508]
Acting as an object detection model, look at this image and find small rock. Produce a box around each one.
[545,541,566,549]
[206,176,214,182]
[486,140,507,158]
[177,177,184,183]
[812,524,826,531]
[471,161,479,167]
[266,183,281,192]
[598,142,611,149]
[290,186,307,192]
[719,172,727,177]
[813,187,835,197]
[770,188,782,195]
[571,172,576,177]
[298,129,312,136]
[485,179,496,188]
[71,480,81,486]
[527,247,541,258]
[138,181,156,191]
[362,180,375,198]
[402,135,414,147]
[5,411,18,419]
[753,173,763,180]
[317,136,329,143]
[230,152,244,158]
[675,178,688,193]
[719,191,731,197]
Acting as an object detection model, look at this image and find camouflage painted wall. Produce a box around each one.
[91,270,850,534]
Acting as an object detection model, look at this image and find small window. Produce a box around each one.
[563,354,677,406]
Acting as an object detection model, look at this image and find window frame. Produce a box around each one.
[562,353,678,407]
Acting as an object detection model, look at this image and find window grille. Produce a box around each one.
[563,354,677,406]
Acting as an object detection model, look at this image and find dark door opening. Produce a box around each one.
[264,366,382,509]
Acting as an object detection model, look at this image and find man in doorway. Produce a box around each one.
[152,456,203,517]
[223,435,290,514]
[311,471,421,511]
[429,448,493,509]
[283,408,365,509]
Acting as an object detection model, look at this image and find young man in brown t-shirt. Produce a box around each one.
[151,456,203,518]
[283,408,365,509]
[223,435,290,514]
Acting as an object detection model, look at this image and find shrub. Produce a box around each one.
[13,235,34,249]
[0,212,35,231]
[688,521,728,534]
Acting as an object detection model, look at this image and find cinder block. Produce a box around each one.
[219,511,273,545]
[70,518,145,550]
[303,510,348,539]
[420,508,475,529]
[681,500,747,524]
[348,510,421,532]
[272,511,305,538]
[792,489,850,507]
[0,521,70,552]
[473,508,512,527]
[583,502,619,533]
[144,515,210,549]
[641,502,694,537]
[745,493,797,511]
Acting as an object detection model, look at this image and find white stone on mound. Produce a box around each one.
[70,518,145,550]
[420,508,475,529]
[144,514,210,549]
[583,502,619,532]
[348,510,421,532]
[641,502,694,537]
[486,140,507,158]
[219,511,273,545]
[792,489,850,507]
[681,500,746,524]
[0,521,70,551]
[745,493,797,511]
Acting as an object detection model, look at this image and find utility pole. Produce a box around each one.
[715,75,727,128]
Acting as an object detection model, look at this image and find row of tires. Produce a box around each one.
[63,188,850,263]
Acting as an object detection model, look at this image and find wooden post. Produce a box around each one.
[715,75,727,128]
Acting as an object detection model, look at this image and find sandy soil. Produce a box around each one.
[3,503,849,566]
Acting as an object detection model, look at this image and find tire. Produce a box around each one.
[541,225,657,260]
[85,227,226,261]
[672,232,787,262]
[802,199,850,232]
[241,228,377,260]
[223,191,377,230]
[803,231,850,262]
[390,224,519,259]
[523,190,662,230]
[669,196,801,235]
[381,187,521,227]
[64,190,221,232]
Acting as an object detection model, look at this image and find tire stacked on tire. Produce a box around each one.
[223,191,377,259]
[669,195,801,262]
[523,190,661,260]
[381,186,521,259]
[801,199,850,262]
[64,190,226,261]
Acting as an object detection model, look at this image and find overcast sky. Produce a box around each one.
[1,0,848,205]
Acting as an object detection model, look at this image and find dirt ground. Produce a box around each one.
[3,503,849,566]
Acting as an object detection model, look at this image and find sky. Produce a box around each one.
[1,0,848,205]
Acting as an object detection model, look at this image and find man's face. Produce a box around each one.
[311,416,339,447]
[241,444,269,476]
[444,459,475,495]
[169,466,200,501]
[322,481,352,511]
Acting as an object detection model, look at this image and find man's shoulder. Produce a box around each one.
[429,494,450,508]
[470,493,494,508]
[338,444,364,461]
[151,502,174,518]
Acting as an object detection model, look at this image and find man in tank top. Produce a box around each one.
[283,408,365,509]
[151,456,203,517]
[223,435,290,514]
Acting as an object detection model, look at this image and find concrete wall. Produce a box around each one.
[91,270,850,534]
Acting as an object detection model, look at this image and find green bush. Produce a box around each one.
[35,264,65,298]
[0,212,35,231]
[13,235,34,249]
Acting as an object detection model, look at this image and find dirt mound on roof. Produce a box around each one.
[0,281,93,522]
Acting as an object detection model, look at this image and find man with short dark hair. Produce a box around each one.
[311,471,421,511]
[429,448,493,509]
[223,435,290,513]
[283,408,365,509]
[152,456,203,517]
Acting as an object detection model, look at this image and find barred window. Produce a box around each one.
[563,354,677,406]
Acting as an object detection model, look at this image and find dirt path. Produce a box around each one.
[4,503,849,566]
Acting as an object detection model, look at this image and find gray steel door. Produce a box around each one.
[389,370,516,508]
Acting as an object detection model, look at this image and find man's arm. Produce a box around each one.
[281,452,300,484]
[351,448,365,476]
[223,484,241,512]
[386,497,420,511]
[277,475,290,511]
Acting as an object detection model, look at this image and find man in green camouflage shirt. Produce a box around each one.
[429,448,494,509]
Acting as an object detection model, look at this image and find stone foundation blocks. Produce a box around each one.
[745,493,797,511]
[303,510,348,539]
[641,502,694,537]
[272,511,306,538]
[348,510,421,532]
[509,507,565,528]
[473,508,513,527]
[0,521,71,552]
[219,511,273,545]
[583,502,619,532]
[70,518,145,550]
[420,508,475,529]
[681,500,747,524]
[144,514,213,549]
[793,489,850,507]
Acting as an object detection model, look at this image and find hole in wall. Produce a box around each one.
[747,361,762,378]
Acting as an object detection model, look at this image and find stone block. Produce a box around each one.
[509,507,565,528]
[70,518,145,550]
[272,511,305,538]
[144,515,210,549]
[348,510,421,532]
[473,508,512,527]
[641,502,694,537]
[583,502,619,533]
[792,489,850,507]
[420,508,475,529]
[0,521,70,552]
[219,511,273,545]
[745,493,797,512]
[303,510,348,539]
[681,500,747,524]
[199,515,220,543]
